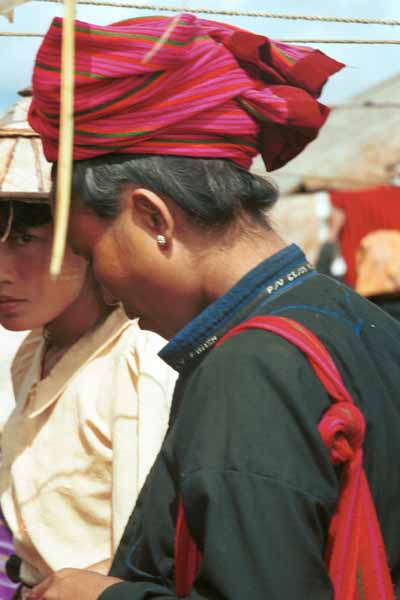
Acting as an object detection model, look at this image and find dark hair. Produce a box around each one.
[0,201,52,238]
[71,155,278,229]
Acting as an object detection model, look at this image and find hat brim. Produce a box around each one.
[0,192,50,204]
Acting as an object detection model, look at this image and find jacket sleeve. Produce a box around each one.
[100,329,339,599]
[99,471,336,599]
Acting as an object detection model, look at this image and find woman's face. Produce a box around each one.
[67,189,202,339]
[0,221,88,331]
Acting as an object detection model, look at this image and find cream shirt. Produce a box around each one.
[0,308,176,586]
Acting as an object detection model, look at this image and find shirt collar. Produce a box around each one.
[160,244,313,371]
[19,307,133,418]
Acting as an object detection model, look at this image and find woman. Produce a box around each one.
[0,199,176,595]
[27,14,400,600]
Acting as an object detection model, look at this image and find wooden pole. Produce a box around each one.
[50,0,76,277]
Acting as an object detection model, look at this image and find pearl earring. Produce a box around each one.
[156,234,167,247]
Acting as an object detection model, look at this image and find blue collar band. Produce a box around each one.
[160,244,314,371]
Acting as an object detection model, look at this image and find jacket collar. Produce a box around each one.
[160,244,314,372]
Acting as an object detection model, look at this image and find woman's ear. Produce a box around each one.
[128,186,174,243]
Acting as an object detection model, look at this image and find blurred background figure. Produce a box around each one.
[356,230,400,319]
[314,185,400,320]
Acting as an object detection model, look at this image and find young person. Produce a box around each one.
[0,199,176,596]
[26,14,400,600]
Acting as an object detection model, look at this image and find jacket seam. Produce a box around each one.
[181,465,336,511]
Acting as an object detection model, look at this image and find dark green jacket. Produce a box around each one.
[100,245,400,600]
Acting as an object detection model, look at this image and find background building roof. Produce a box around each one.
[253,73,400,195]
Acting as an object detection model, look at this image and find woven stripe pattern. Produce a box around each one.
[29,14,343,169]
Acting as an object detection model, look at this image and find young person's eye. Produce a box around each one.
[10,232,37,246]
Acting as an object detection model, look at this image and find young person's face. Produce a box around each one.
[0,220,87,331]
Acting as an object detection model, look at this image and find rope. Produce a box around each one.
[1,31,400,43]
[332,103,400,109]
[0,32,43,36]
[35,0,400,26]
[256,172,395,187]
[281,39,400,44]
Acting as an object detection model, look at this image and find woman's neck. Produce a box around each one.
[157,228,287,340]
[201,229,287,305]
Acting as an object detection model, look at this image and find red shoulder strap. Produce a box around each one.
[175,315,395,599]
[174,497,202,597]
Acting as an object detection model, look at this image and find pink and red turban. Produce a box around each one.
[29,14,344,170]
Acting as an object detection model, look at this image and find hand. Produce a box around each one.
[27,568,123,600]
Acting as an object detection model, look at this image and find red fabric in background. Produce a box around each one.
[330,186,400,287]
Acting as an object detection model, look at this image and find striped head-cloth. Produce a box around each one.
[29,14,344,170]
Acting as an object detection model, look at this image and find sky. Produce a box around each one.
[0,0,398,114]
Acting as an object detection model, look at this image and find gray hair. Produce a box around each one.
[70,155,278,229]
